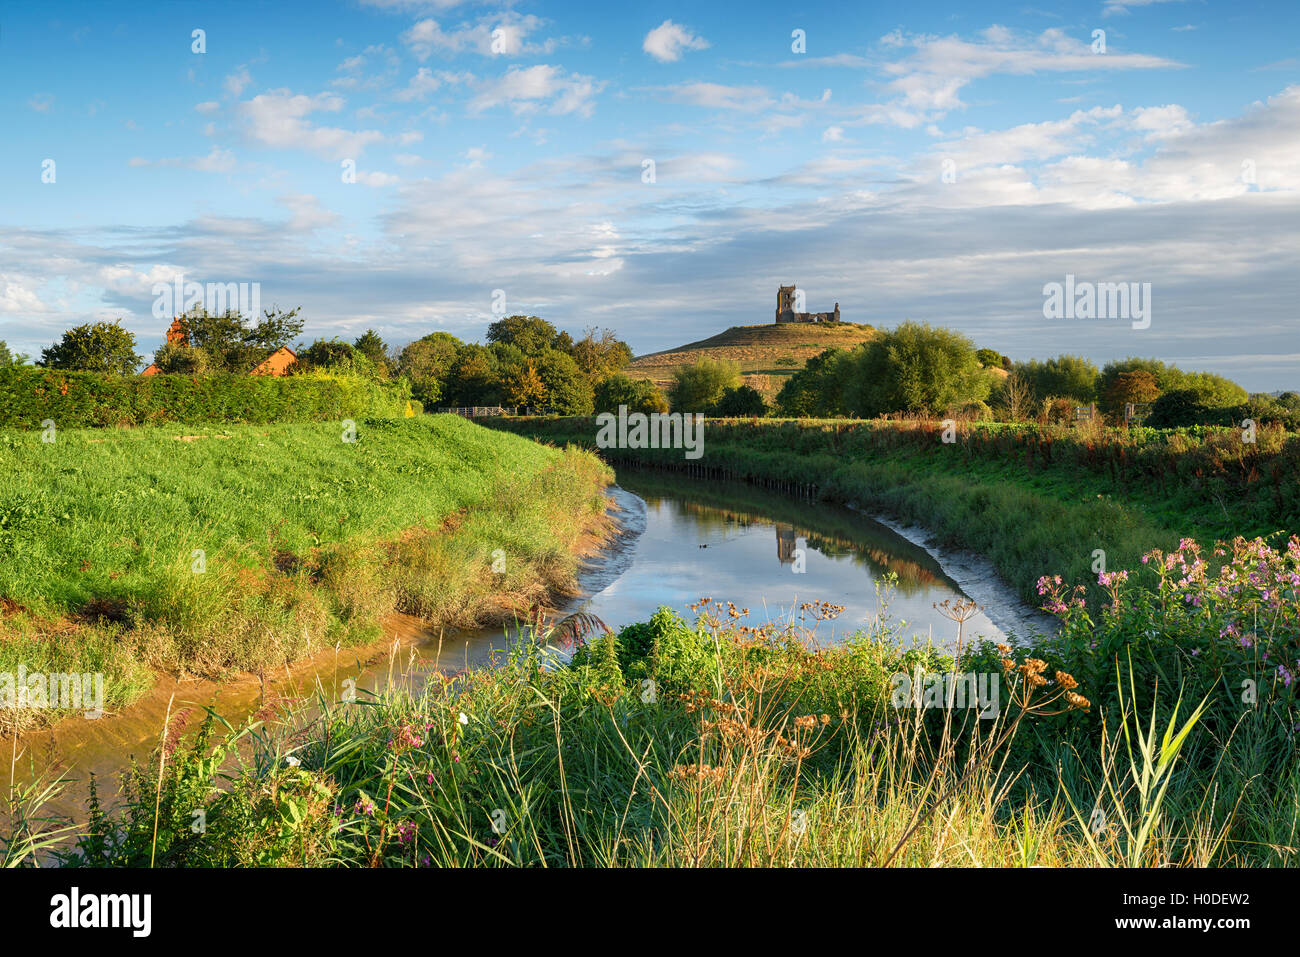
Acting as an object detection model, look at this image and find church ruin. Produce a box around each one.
[776,284,840,324]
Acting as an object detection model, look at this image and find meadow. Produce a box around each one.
[0,416,611,728]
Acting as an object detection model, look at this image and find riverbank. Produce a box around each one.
[0,416,613,733]
[485,416,1287,606]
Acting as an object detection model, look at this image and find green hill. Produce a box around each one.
[626,322,878,401]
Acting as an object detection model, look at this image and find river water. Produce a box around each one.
[7,471,1049,820]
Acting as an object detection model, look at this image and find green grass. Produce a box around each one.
[21,582,1294,868]
[0,416,612,725]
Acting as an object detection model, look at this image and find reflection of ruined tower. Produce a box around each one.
[775,524,797,564]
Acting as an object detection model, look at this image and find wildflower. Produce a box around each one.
[354,798,376,817]
[285,755,301,767]
[458,712,469,726]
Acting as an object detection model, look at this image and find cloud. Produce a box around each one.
[643,20,709,63]
[402,14,555,60]
[237,89,387,158]
[822,126,845,142]
[127,148,238,173]
[393,68,443,101]
[874,26,1182,122]
[661,82,774,112]
[224,67,252,97]
[28,93,55,112]
[468,65,602,116]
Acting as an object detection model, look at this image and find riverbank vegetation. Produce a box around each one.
[0,416,611,729]
[10,532,1297,867]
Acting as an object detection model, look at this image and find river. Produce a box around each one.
[6,470,1051,821]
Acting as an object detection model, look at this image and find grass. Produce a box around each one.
[14,566,1295,868]
[0,415,612,728]
[625,322,878,400]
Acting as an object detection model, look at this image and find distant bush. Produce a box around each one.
[0,366,414,429]
[714,385,768,418]
[669,357,742,413]
[594,374,669,415]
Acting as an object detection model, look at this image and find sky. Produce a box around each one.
[2,0,1298,389]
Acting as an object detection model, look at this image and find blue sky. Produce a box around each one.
[2,0,1298,388]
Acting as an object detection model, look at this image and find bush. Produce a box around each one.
[0,365,414,429]
[594,374,669,415]
[669,357,741,413]
[714,385,768,417]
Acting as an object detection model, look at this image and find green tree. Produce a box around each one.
[353,329,392,376]
[669,357,741,413]
[571,327,634,382]
[1015,355,1099,403]
[534,348,594,415]
[774,348,853,417]
[594,374,669,415]
[0,340,29,366]
[152,342,212,376]
[714,385,768,417]
[846,322,989,416]
[485,315,561,356]
[40,321,142,375]
[398,332,461,406]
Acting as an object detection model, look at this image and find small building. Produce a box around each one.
[249,346,298,377]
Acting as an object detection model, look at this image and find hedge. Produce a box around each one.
[0,367,419,429]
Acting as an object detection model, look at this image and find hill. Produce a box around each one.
[625,322,878,401]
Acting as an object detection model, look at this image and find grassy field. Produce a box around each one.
[0,416,611,726]
[625,322,879,400]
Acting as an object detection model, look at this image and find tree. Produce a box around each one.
[846,322,990,417]
[571,327,634,382]
[0,341,29,366]
[244,306,304,353]
[594,374,669,415]
[1145,389,1218,428]
[398,332,461,406]
[353,329,392,376]
[176,305,303,373]
[485,315,561,356]
[534,348,594,415]
[992,370,1033,422]
[500,361,548,409]
[301,338,357,369]
[40,321,141,375]
[714,385,768,417]
[1102,370,1161,420]
[1015,355,1099,403]
[774,348,853,417]
[669,357,741,413]
[152,342,212,376]
[976,348,1003,369]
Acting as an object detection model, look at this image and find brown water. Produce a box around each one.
[6,472,1048,822]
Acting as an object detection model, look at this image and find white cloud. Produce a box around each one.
[663,82,773,112]
[468,65,601,117]
[237,89,386,158]
[224,67,252,97]
[822,125,845,142]
[643,20,709,63]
